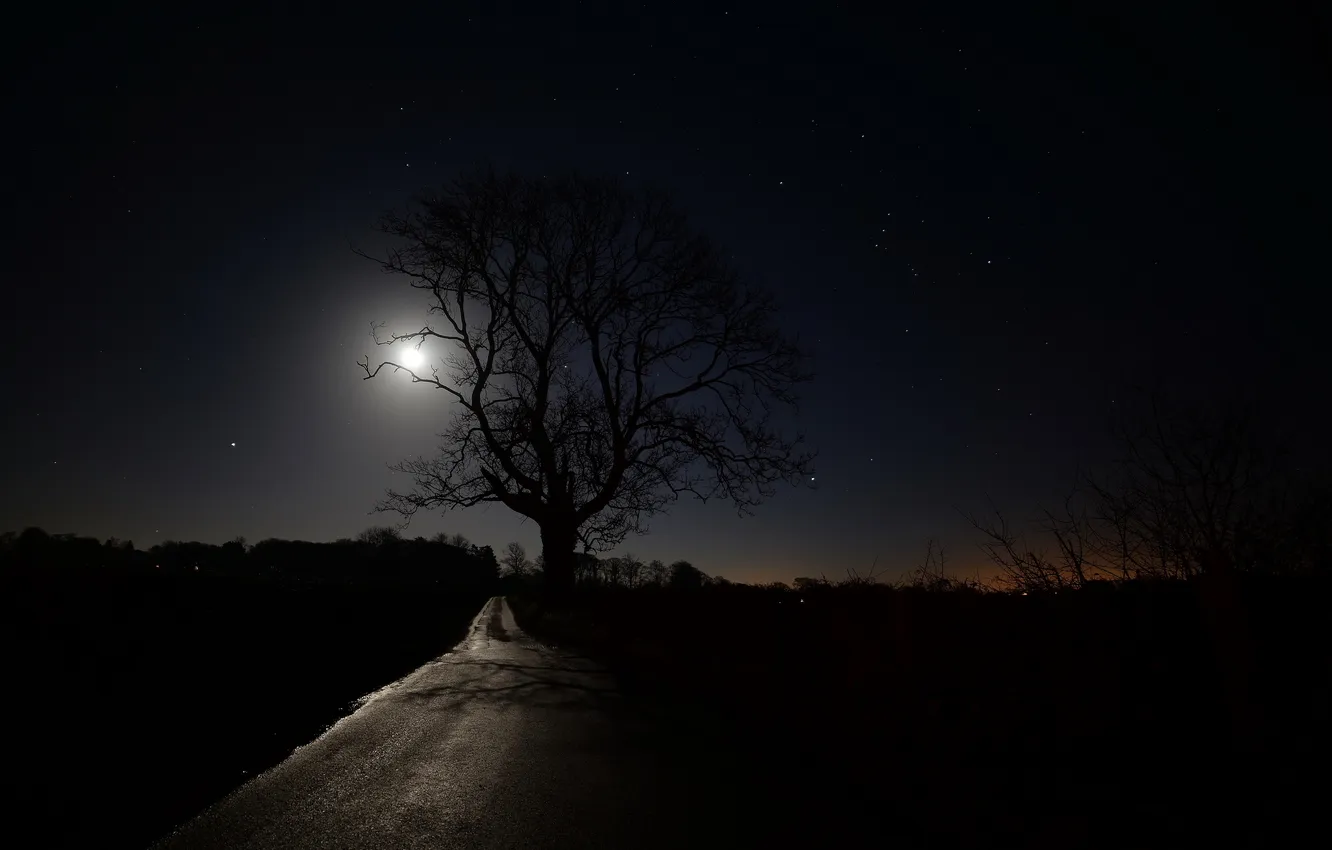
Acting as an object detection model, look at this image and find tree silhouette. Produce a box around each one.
[965,393,1330,592]
[668,560,708,590]
[358,167,814,594]
[357,526,402,548]
[501,541,531,577]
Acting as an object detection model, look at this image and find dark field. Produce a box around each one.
[2,564,488,849]
[4,553,1328,848]
[510,579,1330,847]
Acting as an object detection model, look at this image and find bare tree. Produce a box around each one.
[357,168,813,594]
[357,526,402,547]
[618,552,645,588]
[1092,395,1274,579]
[500,541,531,577]
[643,559,668,587]
[967,393,1320,592]
[964,501,1081,593]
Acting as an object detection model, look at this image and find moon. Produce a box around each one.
[400,347,425,370]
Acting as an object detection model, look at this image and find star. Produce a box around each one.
[231,442,236,447]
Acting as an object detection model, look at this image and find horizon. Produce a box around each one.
[1,523,997,587]
[4,1,1326,586]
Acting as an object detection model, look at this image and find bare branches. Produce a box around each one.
[964,500,1080,593]
[358,167,813,586]
[966,393,1320,593]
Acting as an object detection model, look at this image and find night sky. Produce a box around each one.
[4,1,1327,583]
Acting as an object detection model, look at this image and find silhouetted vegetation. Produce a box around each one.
[356,167,813,595]
[499,395,1330,842]
[965,395,1330,593]
[0,527,497,848]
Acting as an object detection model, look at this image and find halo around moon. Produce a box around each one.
[400,347,425,370]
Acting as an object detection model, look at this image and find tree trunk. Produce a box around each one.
[539,520,578,598]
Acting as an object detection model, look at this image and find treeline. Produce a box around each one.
[0,525,499,591]
[498,543,717,591]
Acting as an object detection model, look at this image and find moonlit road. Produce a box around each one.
[153,597,763,849]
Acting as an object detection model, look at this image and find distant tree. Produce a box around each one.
[448,532,470,550]
[618,553,645,588]
[357,167,814,595]
[501,541,532,577]
[602,555,622,587]
[643,559,668,587]
[472,544,500,580]
[357,526,402,547]
[575,552,601,585]
[1086,395,1286,579]
[668,560,708,590]
[966,393,1329,591]
[221,536,248,564]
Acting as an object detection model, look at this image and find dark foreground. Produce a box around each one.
[509,580,1329,847]
[2,566,488,849]
[5,569,1326,847]
[155,597,803,849]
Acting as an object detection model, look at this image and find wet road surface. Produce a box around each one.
[153,596,780,849]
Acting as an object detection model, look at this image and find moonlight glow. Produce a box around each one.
[400,347,425,370]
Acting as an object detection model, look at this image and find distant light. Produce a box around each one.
[231,442,236,447]
[810,476,815,481]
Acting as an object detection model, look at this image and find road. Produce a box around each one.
[153,596,779,849]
